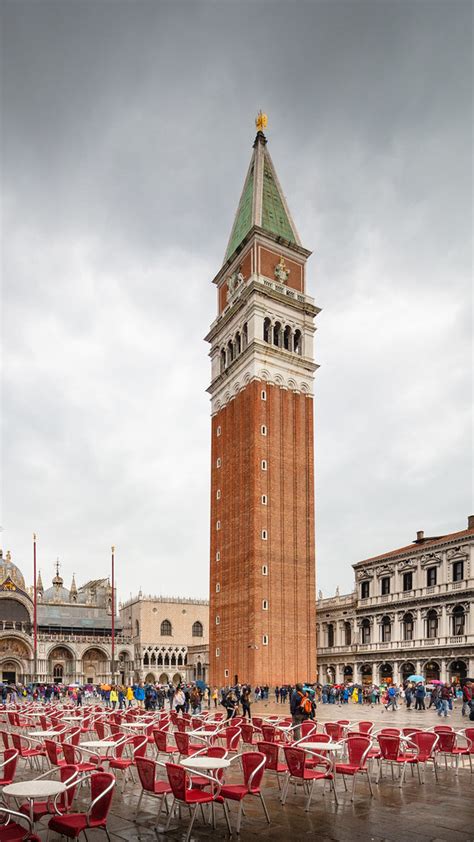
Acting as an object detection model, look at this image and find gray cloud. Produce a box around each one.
[1,0,472,600]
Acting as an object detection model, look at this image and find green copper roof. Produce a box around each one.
[261,163,295,242]
[225,165,254,260]
[224,135,299,262]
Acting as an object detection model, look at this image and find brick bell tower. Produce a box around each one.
[205,113,319,687]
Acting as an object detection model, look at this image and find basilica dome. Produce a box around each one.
[0,551,26,591]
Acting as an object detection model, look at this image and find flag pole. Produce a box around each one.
[33,533,38,683]
[111,545,115,684]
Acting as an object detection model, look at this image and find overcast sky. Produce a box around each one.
[1,0,472,603]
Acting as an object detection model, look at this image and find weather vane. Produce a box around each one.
[255,110,268,133]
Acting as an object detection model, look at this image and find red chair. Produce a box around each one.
[300,720,318,739]
[357,721,374,735]
[174,730,203,759]
[18,765,78,823]
[432,729,458,770]
[165,762,231,842]
[109,736,146,790]
[462,728,474,772]
[0,805,40,841]
[153,728,177,760]
[62,742,98,775]
[241,723,261,747]
[0,732,9,751]
[44,739,67,769]
[282,746,337,811]
[334,735,374,801]
[218,751,270,832]
[376,734,420,787]
[222,726,241,754]
[48,771,115,840]
[135,757,171,824]
[0,749,19,791]
[409,732,439,782]
[11,734,45,771]
[324,722,344,741]
[257,740,288,790]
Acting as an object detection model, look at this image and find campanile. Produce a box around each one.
[206,114,319,687]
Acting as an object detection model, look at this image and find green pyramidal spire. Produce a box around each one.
[224,129,301,262]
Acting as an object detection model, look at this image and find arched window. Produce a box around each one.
[53,664,63,681]
[143,653,149,666]
[227,340,234,366]
[177,654,183,666]
[192,621,203,637]
[293,329,302,355]
[381,616,391,642]
[197,661,202,677]
[235,332,241,355]
[403,613,414,641]
[426,609,438,639]
[242,323,248,348]
[283,325,292,351]
[263,318,271,343]
[157,653,163,666]
[273,321,282,347]
[150,652,156,665]
[220,349,226,372]
[164,654,169,666]
[161,619,172,636]
[135,620,140,637]
[327,624,334,647]
[344,621,352,646]
[361,618,371,644]
[452,605,465,635]
[171,654,176,666]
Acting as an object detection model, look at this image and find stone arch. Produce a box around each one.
[400,662,416,682]
[287,378,297,391]
[379,662,393,683]
[360,663,373,684]
[300,381,310,393]
[449,659,467,682]
[145,673,156,684]
[48,645,75,683]
[46,643,76,661]
[82,647,108,684]
[0,656,25,684]
[423,660,440,682]
[159,673,169,684]
[172,672,182,685]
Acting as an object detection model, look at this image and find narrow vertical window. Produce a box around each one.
[216,551,220,562]
[262,530,268,540]
[262,599,268,610]
[261,425,267,436]
[262,565,268,575]
[216,425,221,437]
[261,494,267,505]
[216,583,220,593]
[216,457,221,468]
[262,635,269,645]
[261,389,266,401]
[261,459,267,471]
[216,520,221,531]
[216,489,221,499]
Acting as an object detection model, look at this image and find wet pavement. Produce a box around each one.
[9,700,474,842]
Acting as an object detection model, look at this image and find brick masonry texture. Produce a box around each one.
[209,379,316,686]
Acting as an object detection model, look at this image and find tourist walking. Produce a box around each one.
[462,680,472,716]
[438,683,451,717]
[290,683,312,740]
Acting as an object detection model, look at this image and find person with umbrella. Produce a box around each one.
[414,682,426,710]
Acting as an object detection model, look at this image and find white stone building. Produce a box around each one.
[317,516,474,686]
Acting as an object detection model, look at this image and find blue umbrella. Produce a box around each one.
[407,674,424,683]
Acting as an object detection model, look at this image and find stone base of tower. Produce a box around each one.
[209,379,316,688]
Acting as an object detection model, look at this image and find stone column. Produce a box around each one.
[440,658,448,683]
[415,660,421,676]
[440,605,448,640]
[392,662,400,685]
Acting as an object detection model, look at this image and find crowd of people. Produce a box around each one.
[2,678,472,721]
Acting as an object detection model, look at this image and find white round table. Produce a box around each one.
[80,740,116,748]
[181,757,230,770]
[298,740,342,751]
[3,780,66,826]
[28,731,60,739]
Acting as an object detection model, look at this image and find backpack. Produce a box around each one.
[299,695,312,715]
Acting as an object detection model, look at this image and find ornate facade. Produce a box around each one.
[206,119,318,686]
[119,594,209,685]
[0,552,133,685]
[317,516,474,685]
